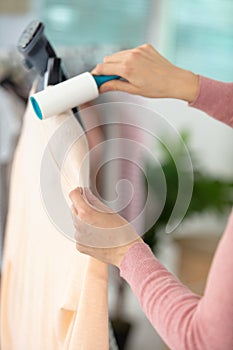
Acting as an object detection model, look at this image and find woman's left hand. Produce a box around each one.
[69,187,142,267]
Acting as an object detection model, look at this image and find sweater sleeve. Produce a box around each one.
[189,76,233,127]
[119,210,233,350]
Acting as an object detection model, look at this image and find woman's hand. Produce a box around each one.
[69,187,142,267]
[92,44,199,103]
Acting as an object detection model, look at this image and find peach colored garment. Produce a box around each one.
[1,97,109,349]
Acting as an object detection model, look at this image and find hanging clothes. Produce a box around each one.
[0,86,24,266]
[1,87,109,349]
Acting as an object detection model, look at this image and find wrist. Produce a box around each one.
[174,68,199,103]
[115,238,143,268]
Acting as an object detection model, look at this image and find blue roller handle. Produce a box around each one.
[93,75,120,88]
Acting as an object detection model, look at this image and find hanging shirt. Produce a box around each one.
[1,88,109,350]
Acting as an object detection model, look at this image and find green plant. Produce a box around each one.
[143,131,233,252]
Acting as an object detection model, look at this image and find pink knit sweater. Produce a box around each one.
[120,76,233,350]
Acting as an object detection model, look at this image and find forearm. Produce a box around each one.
[168,67,199,103]
[120,242,203,350]
[189,76,233,127]
[120,212,233,350]
[170,70,233,127]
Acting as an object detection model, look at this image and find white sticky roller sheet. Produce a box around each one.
[31,72,99,119]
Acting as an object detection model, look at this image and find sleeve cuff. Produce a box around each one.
[188,74,202,108]
[189,75,233,127]
[119,242,160,284]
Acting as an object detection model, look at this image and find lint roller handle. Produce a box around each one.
[93,75,120,87]
[30,72,120,120]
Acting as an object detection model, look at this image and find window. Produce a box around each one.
[165,0,233,81]
[39,0,151,46]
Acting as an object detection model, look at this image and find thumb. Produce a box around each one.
[69,187,90,213]
[99,80,137,94]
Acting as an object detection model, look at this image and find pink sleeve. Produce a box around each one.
[120,210,233,350]
[189,76,233,127]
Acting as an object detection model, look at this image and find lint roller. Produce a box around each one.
[30,73,120,120]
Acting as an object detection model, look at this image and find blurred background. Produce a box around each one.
[0,1,232,349]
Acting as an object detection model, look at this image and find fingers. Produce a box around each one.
[70,187,141,253]
[92,60,139,93]
[76,242,93,256]
[103,49,133,63]
[99,80,138,94]
[102,44,154,63]
[92,44,157,82]
[70,187,113,221]
[69,187,91,219]
[92,62,125,77]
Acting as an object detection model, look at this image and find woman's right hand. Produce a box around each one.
[92,44,199,103]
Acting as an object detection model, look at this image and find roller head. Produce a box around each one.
[30,72,99,119]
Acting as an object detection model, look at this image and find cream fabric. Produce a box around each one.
[1,96,109,349]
